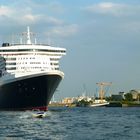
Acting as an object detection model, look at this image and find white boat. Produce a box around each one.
[90,99,109,107]
[90,102,109,107]
[32,111,47,118]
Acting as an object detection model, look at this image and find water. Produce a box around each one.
[0,107,140,140]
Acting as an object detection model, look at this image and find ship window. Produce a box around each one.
[50,58,59,61]
[30,62,41,64]
[0,49,66,53]
[6,63,16,65]
[6,67,16,70]
[50,63,58,65]
[5,58,16,60]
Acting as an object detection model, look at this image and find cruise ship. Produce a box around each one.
[0,27,66,111]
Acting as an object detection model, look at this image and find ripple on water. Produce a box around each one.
[0,107,140,139]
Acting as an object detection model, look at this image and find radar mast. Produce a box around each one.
[27,26,31,44]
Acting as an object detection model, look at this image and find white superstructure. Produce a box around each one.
[0,27,66,80]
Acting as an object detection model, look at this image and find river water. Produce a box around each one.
[0,107,140,140]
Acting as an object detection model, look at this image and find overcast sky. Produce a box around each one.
[0,0,140,100]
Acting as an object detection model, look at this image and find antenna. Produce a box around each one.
[27,26,31,44]
[11,34,15,45]
[82,84,87,97]
[34,38,37,44]
[22,26,34,44]
[20,37,22,44]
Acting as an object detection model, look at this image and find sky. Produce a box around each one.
[0,0,140,100]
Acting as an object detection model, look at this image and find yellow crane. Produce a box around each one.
[96,82,112,103]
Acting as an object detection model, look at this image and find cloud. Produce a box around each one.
[49,24,79,37]
[0,2,64,27]
[45,16,64,25]
[47,1,65,14]
[22,14,40,23]
[22,14,63,26]
[84,2,138,17]
[98,2,115,9]
[0,5,13,16]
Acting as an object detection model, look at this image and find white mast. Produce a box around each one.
[27,26,31,44]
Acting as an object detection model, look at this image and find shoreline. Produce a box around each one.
[49,101,140,107]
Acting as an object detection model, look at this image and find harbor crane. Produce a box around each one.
[96,82,112,103]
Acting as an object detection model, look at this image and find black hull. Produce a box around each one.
[0,74,62,111]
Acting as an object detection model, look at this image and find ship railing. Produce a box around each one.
[10,43,50,46]
[14,69,64,77]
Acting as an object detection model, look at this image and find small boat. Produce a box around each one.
[90,99,109,107]
[90,102,109,107]
[32,111,47,118]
